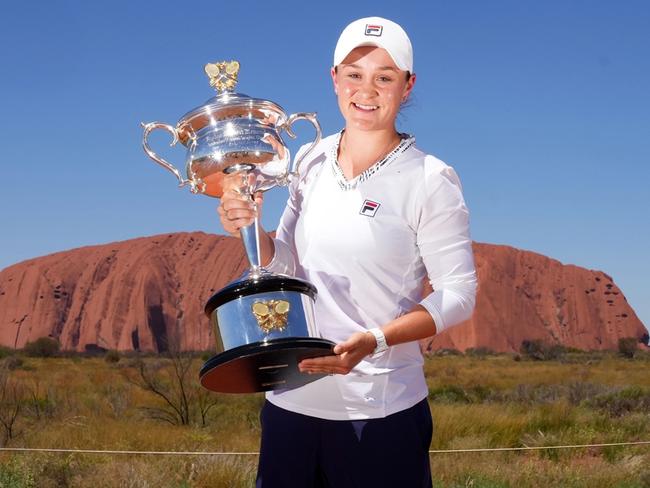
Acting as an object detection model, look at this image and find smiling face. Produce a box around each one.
[332,46,416,132]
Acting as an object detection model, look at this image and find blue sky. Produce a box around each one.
[1,1,648,331]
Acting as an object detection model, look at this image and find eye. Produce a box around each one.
[347,72,362,80]
[378,75,394,83]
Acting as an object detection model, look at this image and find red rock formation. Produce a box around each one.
[425,243,647,353]
[0,233,248,353]
[0,234,646,353]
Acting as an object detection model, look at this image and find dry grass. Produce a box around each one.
[430,451,649,488]
[0,352,648,487]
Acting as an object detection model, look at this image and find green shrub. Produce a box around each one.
[23,337,60,357]
[0,345,15,359]
[618,337,638,359]
[587,386,650,417]
[0,458,36,488]
[566,381,606,405]
[520,339,545,360]
[465,346,496,358]
[429,385,471,403]
[520,339,566,361]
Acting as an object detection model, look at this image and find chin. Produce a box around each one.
[348,119,386,131]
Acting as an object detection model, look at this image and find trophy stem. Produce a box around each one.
[232,166,266,279]
[240,217,263,277]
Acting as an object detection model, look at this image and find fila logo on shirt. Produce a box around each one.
[360,199,381,217]
[365,24,383,37]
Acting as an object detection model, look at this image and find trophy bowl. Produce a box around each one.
[142,61,335,394]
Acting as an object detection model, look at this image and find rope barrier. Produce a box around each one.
[0,448,258,456]
[1,440,648,456]
[427,440,650,453]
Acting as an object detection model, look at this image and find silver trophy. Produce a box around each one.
[142,61,334,393]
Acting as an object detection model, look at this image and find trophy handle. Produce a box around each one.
[141,122,191,189]
[280,113,322,178]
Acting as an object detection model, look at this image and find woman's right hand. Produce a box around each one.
[217,172,264,238]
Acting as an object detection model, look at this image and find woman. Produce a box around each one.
[218,16,477,488]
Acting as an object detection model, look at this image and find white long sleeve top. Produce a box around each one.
[265,132,477,420]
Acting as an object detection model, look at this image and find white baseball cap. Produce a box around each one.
[333,17,413,73]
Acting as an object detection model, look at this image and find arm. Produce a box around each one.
[299,305,436,375]
[299,162,477,375]
[415,164,477,334]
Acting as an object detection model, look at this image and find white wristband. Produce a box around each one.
[368,328,388,357]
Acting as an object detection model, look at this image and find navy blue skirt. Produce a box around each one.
[256,398,433,487]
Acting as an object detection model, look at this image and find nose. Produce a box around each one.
[358,78,378,99]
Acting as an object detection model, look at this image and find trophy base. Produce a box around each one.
[199,337,336,393]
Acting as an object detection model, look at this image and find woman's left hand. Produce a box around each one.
[298,332,377,375]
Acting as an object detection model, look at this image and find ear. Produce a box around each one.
[330,66,338,94]
[402,73,416,101]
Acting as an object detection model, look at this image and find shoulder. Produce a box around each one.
[396,141,464,192]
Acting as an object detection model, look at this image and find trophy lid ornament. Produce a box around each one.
[205,60,240,92]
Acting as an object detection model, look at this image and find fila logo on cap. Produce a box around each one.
[360,199,381,217]
[365,24,383,37]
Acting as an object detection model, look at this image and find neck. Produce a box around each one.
[338,127,401,179]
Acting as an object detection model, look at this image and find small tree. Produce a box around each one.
[124,328,218,426]
[127,355,192,425]
[125,354,219,426]
[0,369,25,446]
